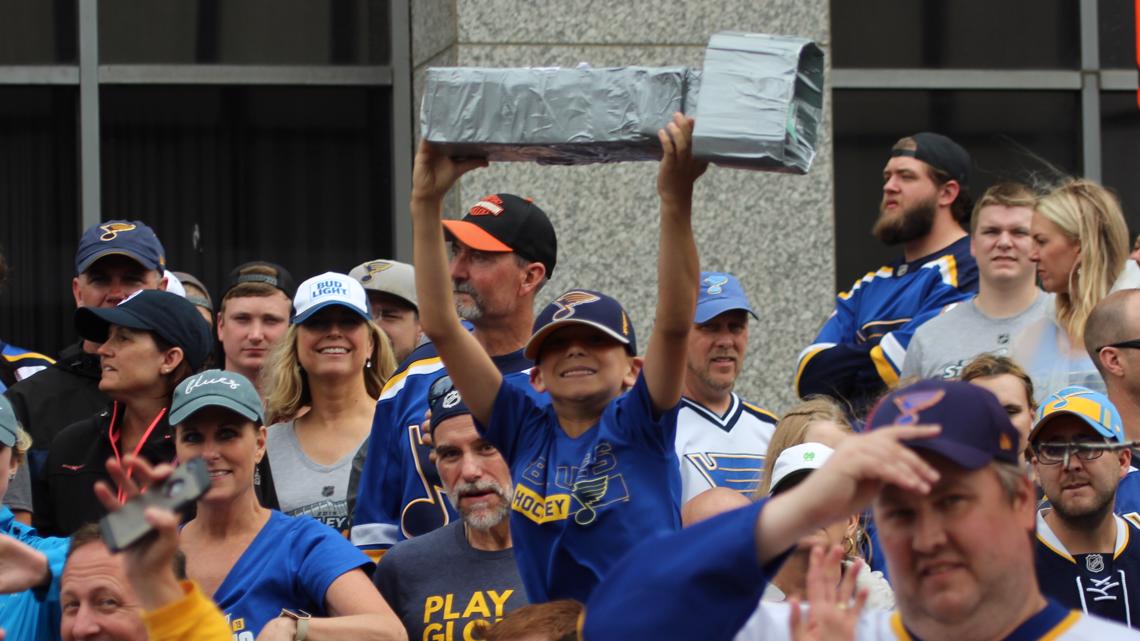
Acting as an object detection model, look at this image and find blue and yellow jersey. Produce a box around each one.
[1036,511,1140,628]
[0,341,54,394]
[674,394,777,503]
[350,340,542,560]
[1115,468,1140,518]
[484,374,682,604]
[795,236,976,414]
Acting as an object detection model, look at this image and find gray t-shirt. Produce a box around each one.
[265,420,363,533]
[373,520,528,641]
[900,292,1048,380]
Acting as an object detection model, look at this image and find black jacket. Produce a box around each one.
[4,342,108,450]
[34,404,176,537]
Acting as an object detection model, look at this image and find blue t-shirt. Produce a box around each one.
[214,510,372,638]
[481,374,683,603]
[0,505,68,641]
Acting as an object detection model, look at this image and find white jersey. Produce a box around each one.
[673,393,778,504]
[735,601,1140,641]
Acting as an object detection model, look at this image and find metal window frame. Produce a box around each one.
[10,0,412,236]
[832,0,1138,184]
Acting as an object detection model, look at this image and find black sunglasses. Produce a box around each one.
[1097,339,1140,353]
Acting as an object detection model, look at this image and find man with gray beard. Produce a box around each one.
[352,193,556,557]
[373,377,528,640]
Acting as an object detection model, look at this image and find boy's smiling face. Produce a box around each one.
[531,324,638,406]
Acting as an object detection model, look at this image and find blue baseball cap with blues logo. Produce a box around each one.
[695,272,757,324]
[1030,386,1124,444]
[169,369,266,426]
[525,289,636,360]
[292,272,371,325]
[867,378,1021,468]
[75,220,166,275]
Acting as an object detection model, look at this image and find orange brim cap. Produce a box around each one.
[441,220,513,253]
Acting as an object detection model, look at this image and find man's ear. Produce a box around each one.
[72,276,84,307]
[938,179,961,208]
[530,365,547,393]
[158,276,169,291]
[519,262,547,298]
[1099,347,1126,378]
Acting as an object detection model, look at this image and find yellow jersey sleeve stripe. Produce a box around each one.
[742,402,778,422]
[3,352,55,364]
[794,345,832,394]
[870,344,900,387]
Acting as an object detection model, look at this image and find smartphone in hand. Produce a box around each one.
[99,458,211,552]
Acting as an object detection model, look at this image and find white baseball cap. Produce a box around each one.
[292,272,370,325]
[348,259,417,310]
[768,442,834,496]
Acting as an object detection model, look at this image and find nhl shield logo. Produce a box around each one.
[1086,553,1105,573]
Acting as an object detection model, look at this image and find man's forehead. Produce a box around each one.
[367,290,417,312]
[223,290,291,312]
[977,204,1033,227]
[62,543,127,585]
[433,414,480,445]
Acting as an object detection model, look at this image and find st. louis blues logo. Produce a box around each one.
[703,274,729,295]
[551,291,600,320]
[99,222,137,241]
[359,260,393,282]
[891,389,945,425]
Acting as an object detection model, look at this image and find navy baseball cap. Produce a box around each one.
[170,370,265,426]
[0,395,19,448]
[695,272,758,324]
[866,379,1020,468]
[525,289,636,360]
[427,375,471,427]
[75,220,166,275]
[891,133,971,188]
[75,289,214,372]
[442,193,558,278]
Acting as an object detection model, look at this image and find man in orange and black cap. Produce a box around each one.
[351,184,557,559]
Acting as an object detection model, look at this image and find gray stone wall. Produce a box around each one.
[409,0,835,414]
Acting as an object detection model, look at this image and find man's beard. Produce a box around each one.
[872,194,937,246]
[1051,481,1116,531]
[454,281,485,321]
[447,479,512,530]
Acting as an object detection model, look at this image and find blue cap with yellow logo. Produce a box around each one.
[525,289,636,361]
[867,378,1021,468]
[1031,386,1124,444]
[75,220,166,275]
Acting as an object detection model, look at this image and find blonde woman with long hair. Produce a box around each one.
[1015,179,1137,402]
[261,272,397,533]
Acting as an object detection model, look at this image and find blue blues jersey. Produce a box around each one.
[796,236,977,414]
[350,341,543,558]
[214,510,371,638]
[0,506,68,641]
[1036,511,1140,628]
[1116,469,1140,518]
[483,374,682,603]
[0,341,54,394]
[582,500,1138,641]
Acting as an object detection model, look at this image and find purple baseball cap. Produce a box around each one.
[866,379,1021,468]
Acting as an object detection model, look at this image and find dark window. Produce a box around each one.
[99,0,390,65]
[0,87,79,358]
[99,85,393,309]
[831,0,1079,69]
[833,90,1080,289]
[1099,0,1136,69]
[0,0,77,64]
[1102,91,1140,239]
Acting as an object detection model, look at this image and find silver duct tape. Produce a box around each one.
[420,31,823,173]
[692,32,824,174]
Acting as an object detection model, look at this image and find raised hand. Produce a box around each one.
[411,140,488,204]
[656,112,708,205]
[788,545,867,641]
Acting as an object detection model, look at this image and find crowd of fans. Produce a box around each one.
[2,114,1140,641]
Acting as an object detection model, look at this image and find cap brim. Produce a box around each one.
[694,300,758,324]
[442,220,513,253]
[170,395,264,426]
[292,300,372,325]
[524,319,632,361]
[0,424,16,448]
[1029,411,1115,443]
[77,249,159,274]
[75,305,156,344]
[905,437,992,470]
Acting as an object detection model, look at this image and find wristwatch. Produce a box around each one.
[278,608,312,641]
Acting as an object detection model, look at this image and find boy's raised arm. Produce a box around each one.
[410,140,503,425]
[643,113,707,413]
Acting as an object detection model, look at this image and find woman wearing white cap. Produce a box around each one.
[261,272,397,533]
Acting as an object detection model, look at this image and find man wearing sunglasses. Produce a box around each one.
[1032,386,1140,627]
[1086,290,1140,443]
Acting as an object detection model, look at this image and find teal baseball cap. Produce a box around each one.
[0,395,18,448]
[169,369,266,426]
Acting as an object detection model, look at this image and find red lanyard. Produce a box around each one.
[107,402,168,503]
